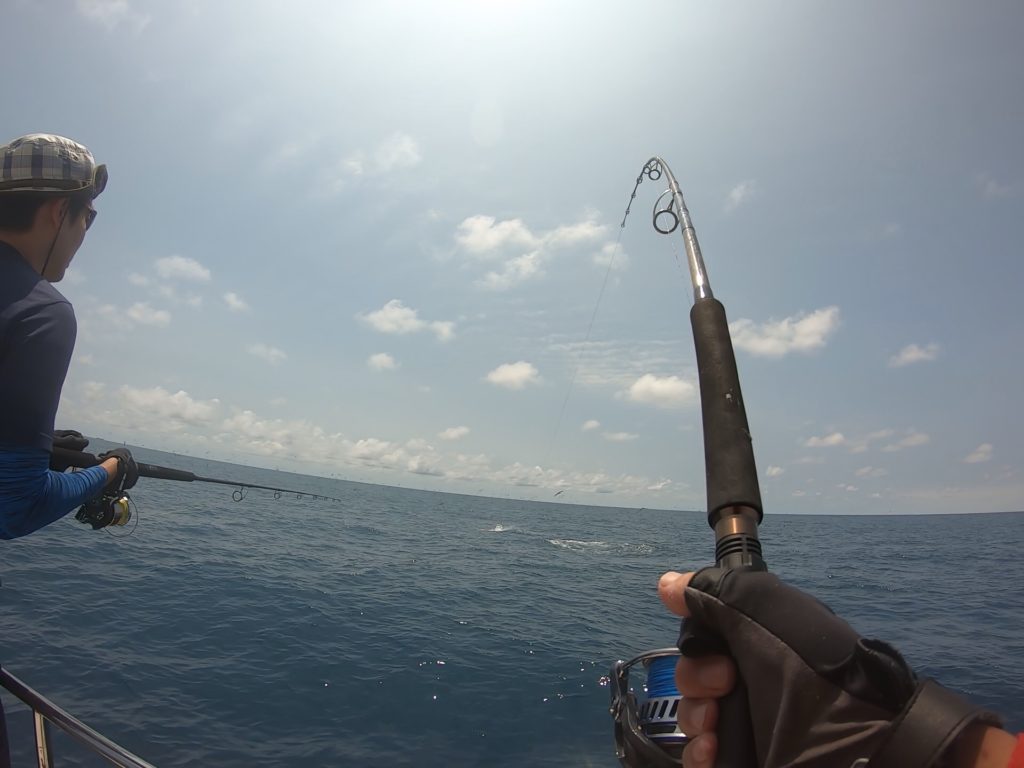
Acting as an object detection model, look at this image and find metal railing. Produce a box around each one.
[0,667,157,768]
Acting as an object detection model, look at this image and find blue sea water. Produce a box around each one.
[2,446,1022,767]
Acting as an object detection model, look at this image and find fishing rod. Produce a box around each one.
[52,447,343,530]
[609,157,764,768]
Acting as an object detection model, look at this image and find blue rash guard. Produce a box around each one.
[0,241,107,539]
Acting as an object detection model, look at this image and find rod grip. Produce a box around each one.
[50,448,198,483]
[135,463,197,482]
[50,447,99,468]
[690,299,762,525]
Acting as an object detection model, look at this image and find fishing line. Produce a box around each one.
[540,224,628,483]
[539,164,690,497]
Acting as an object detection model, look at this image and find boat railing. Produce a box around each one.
[0,666,157,768]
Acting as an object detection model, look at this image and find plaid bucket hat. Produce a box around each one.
[0,134,107,198]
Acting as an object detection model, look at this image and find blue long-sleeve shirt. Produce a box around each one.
[1,240,103,538]
[0,448,107,539]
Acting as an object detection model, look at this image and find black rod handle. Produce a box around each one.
[690,298,762,524]
[135,462,199,482]
[51,447,100,468]
[50,448,200,482]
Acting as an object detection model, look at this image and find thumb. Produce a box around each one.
[658,571,696,617]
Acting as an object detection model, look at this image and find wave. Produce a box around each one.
[548,539,654,555]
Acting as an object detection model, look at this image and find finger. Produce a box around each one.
[682,732,717,768]
[677,696,718,736]
[675,655,736,699]
[657,571,695,617]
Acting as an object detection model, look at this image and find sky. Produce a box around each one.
[5,0,1023,514]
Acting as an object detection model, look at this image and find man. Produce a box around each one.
[0,133,137,540]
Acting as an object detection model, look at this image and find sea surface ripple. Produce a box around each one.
[2,447,1022,766]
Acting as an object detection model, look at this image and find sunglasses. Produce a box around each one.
[83,207,97,230]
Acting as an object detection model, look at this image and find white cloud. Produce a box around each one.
[849,429,895,453]
[224,292,249,312]
[805,432,845,448]
[795,456,825,465]
[125,302,171,327]
[455,216,539,255]
[477,251,544,290]
[439,426,470,441]
[766,465,785,477]
[881,431,930,452]
[855,466,889,478]
[248,343,287,365]
[725,180,756,212]
[455,214,613,290]
[430,321,455,342]
[84,385,221,431]
[729,306,839,357]
[76,0,150,33]
[889,343,940,367]
[976,173,1013,199]
[485,361,540,390]
[66,383,682,502]
[128,273,149,287]
[340,133,422,181]
[625,374,696,409]
[368,353,398,371]
[582,419,601,431]
[155,255,211,282]
[545,219,607,247]
[964,443,994,464]
[593,242,629,271]
[359,300,455,342]
[373,133,422,172]
[603,432,639,442]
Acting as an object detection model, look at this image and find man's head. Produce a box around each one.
[0,134,107,282]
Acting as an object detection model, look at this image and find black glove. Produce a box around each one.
[97,448,139,490]
[50,430,90,471]
[680,568,1001,768]
[53,429,89,452]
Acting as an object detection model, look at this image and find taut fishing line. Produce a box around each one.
[539,224,628,490]
[540,163,692,498]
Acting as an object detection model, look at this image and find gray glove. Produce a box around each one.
[680,568,1001,767]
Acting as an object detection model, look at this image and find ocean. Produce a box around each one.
[2,445,1022,767]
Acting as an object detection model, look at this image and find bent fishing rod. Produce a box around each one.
[609,157,765,768]
[52,447,343,530]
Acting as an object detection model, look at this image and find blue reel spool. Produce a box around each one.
[638,655,687,749]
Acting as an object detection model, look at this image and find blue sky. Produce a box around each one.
[7,0,1022,513]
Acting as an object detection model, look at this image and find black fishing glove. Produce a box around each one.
[97,448,139,490]
[50,429,90,471]
[680,568,1001,768]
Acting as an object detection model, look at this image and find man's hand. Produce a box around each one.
[97,447,139,490]
[657,569,1009,768]
[53,429,89,452]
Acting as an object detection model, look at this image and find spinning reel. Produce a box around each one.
[75,491,132,529]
